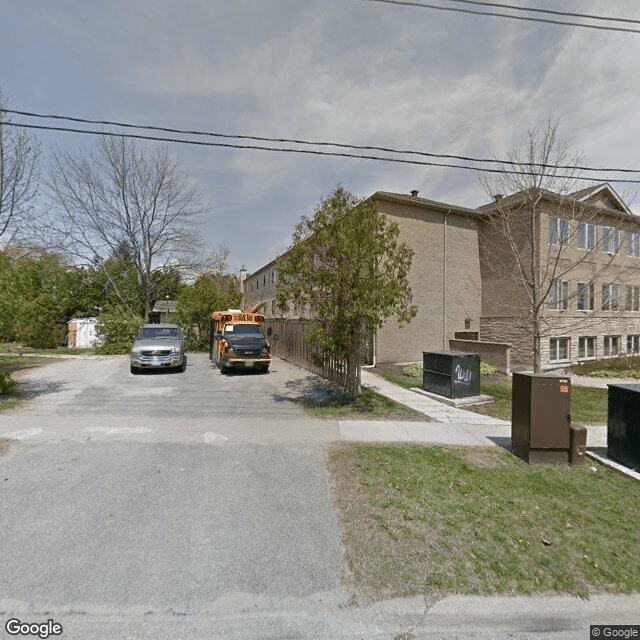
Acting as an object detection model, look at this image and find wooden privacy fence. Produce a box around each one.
[266,318,353,390]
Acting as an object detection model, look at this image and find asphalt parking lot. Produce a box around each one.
[0,353,349,639]
[1,352,342,444]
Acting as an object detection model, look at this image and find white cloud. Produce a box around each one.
[2,0,640,268]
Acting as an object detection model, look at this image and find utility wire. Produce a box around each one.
[5,108,640,177]
[5,120,640,184]
[357,0,640,34]
[440,0,640,25]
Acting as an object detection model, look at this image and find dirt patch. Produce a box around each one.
[461,449,500,468]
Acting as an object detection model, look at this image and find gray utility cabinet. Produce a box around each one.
[511,372,571,464]
[422,351,480,399]
[608,383,640,472]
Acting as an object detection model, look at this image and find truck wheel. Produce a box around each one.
[130,365,139,375]
[179,355,187,372]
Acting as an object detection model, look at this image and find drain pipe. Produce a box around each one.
[443,209,451,350]
[362,333,376,369]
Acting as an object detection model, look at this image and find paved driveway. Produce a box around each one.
[0,354,349,639]
[1,352,341,444]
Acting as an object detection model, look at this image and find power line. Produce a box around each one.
[5,108,640,176]
[440,0,640,25]
[357,0,640,34]
[5,119,640,184]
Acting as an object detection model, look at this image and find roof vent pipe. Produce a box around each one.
[410,190,419,197]
[493,194,503,201]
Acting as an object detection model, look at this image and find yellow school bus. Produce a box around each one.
[209,308,276,373]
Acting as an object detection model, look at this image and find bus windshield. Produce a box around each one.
[223,324,263,337]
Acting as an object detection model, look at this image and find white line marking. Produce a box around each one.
[83,427,152,435]
[0,427,43,440]
[204,432,228,444]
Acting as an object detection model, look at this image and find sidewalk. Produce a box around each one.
[354,369,609,451]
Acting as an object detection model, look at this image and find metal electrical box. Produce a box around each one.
[607,383,640,472]
[422,351,480,399]
[511,372,571,464]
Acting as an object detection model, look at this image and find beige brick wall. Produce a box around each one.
[243,194,483,365]
[374,197,481,363]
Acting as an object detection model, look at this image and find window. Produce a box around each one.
[549,216,569,246]
[577,222,596,250]
[602,226,620,254]
[577,282,594,311]
[626,285,640,311]
[603,335,620,356]
[627,232,640,258]
[550,337,570,362]
[628,335,640,354]
[548,279,569,310]
[578,337,596,359]
[602,283,621,311]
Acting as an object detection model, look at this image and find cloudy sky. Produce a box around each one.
[2,0,640,273]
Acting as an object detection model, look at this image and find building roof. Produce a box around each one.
[476,183,637,220]
[371,191,479,216]
[568,183,631,214]
[152,300,177,313]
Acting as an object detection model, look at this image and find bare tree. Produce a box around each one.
[45,135,206,320]
[0,93,40,244]
[478,120,640,371]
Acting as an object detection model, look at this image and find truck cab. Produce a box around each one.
[210,310,275,373]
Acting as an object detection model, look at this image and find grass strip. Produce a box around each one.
[327,443,640,602]
[379,372,608,425]
[305,386,431,421]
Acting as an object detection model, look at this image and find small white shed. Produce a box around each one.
[67,317,101,348]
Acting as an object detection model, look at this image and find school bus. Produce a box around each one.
[209,308,276,373]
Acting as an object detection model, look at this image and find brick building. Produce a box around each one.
[243,184,640,369]
[477,183,640,367]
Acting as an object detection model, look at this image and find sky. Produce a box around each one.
[2,0,640,274]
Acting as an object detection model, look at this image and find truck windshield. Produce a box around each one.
[139,327,180,339]
[224,324,263,337]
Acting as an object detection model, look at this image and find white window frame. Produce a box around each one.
[548,279,569,310]
[549,216,569,246]
[602,226,620,254]
[550,337,570,362]
[625,285,640,312]
[627,232,640,258]
[577,222,596,251]
[577,282,594,311]
[603,335,621,357]
[602,283,621,311]
[578,336,596,360]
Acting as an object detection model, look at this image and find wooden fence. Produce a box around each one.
[266,318,354,390]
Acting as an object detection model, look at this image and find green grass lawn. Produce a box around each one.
[327,443,640,601]
[305,387,431,421]
[379,371,609,425]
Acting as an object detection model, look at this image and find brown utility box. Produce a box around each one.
[569,425,587,467]
[511,372,571,464]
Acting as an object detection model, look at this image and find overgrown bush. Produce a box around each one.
[401,362,422,378]
[96,307,144,354]
[480,361,498,375]
[0,371,13,394]
[572,356,640,377]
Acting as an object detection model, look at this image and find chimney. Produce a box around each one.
[410,190,419,197]
[493,194,503,202]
